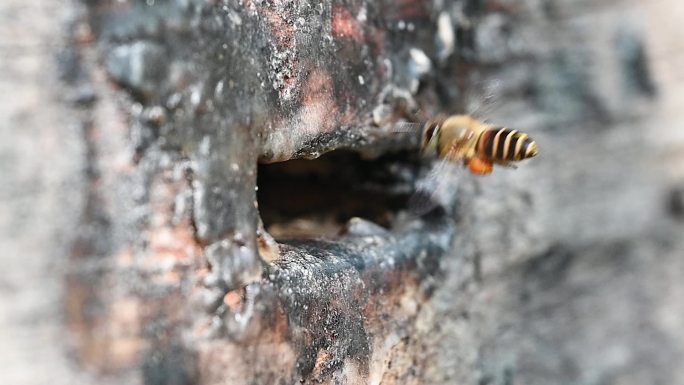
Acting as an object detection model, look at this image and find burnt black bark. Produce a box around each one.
[3,0,684,384]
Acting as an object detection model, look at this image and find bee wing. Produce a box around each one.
[386,121,423,133]
[466,78,502,120]
[407,147,464,216]
[382,103,427,134]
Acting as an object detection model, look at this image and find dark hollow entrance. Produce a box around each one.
[257,150,426,239]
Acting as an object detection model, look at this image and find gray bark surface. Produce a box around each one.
[2,0,684,384]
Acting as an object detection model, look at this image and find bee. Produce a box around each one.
[420,114,538,175]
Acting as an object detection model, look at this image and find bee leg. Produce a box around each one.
[467,158,493,175]
[497,162,518,169]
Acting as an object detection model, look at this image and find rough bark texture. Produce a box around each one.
[2,0,684,384]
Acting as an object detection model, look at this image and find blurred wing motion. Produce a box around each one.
[387,121,423,133]
[466,78,502,120]
[407,147,464,216]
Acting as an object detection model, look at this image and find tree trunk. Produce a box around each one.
[3,0,684,384]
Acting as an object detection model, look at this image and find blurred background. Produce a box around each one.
[2,0,684,384]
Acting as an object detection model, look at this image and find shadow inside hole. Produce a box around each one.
[257,150,424,239]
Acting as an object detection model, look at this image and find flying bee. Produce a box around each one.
[420,114,538,175]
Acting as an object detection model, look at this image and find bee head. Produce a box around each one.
[422,121,441,156]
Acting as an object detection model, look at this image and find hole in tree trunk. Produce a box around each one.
[257,150,424,239]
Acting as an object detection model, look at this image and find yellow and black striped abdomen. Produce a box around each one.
[478,127,538,161]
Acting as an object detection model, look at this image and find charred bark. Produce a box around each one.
[3,0,684,384]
